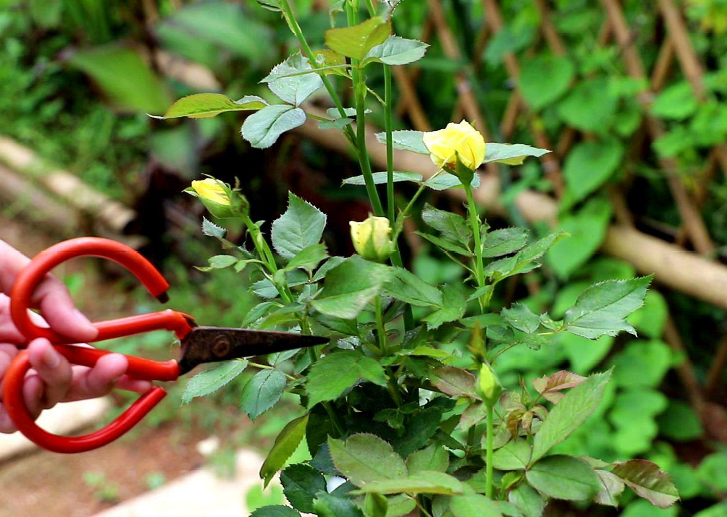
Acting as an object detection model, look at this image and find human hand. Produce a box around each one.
[0,241,152,433]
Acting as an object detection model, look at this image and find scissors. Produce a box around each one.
[3,237,327,454]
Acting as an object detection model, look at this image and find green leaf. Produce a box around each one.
[204,255,239,269]
[502,303,540,334]
[157,93,267,119]
[259,414,309,487]
[449,494,503,517]
[406,444,450,474]
[383,267,443,307]
[375,130,428,154]
[526,455,601,501]
[363,35,429,66]
[531,370,612,463]
[548,197,612,278]
[650,81,698,120]
[484,143,550,165]
[202,217,227,239]
[563,139,624,203]
[353,471,466,495]
[612,460,679,508]
[272,192,327,260]
[182,360,247,404]
[531,370,586,404]
[422,204,472,245]
[313,493,365,517]
[486,232,567,281]
[285,243,328,272]
[415,232,472,256]
[508,484,544,517]
[492,439,531,470]
[250,506,301,517]
[262,52,323,106]
[342,171,423,186]
[519,54,575,110]
[594,469,625,507]
[558,78,617,133]
[312,256,392,319]
[563,276,652,339]
[69,46,172,114]
[423,172,481,191]
[241,104,307,149]
[328,434,407,487]
[423,285,467,329]
[430,366,477,398]
[280,464,326,513]
[482,227,529,258]
[324,16,392,60]
[241,369,287,420]
[307,351,387,407]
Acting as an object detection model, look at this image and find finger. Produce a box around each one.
[27,339,73,409]
[0,403,17,434]
[116,375,153,394]
[34,277,98,343]
[22,374,45,419]
[0,343,18,380]
[66,354,128,401]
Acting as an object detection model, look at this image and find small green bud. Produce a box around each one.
[477,362,503,407]
[349,215,396,263]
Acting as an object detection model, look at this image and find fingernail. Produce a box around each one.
[42,346,61,368]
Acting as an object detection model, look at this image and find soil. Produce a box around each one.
[0,217,243,517]
[0,425,208,517]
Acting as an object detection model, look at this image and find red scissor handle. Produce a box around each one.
[4,237,194,453]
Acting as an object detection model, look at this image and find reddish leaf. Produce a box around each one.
[612,460,679,508]
[533,370,586,403]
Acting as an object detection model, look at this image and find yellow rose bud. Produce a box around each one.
[350,215,395,263]
[187,178,246,219]
[477,362,503,407]
[422,120,486,171]
[191,178,231,206]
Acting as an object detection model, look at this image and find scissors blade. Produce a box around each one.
[177,327,328,374]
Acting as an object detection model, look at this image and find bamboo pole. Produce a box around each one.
[0,136,137,236]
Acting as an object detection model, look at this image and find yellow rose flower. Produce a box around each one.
[191,178,231,206]
[422,120,486,171]
[350,215,395,263]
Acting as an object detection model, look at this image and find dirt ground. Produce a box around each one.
[0,218,225,517]
[0,425,208,517]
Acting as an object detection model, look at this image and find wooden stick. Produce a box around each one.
[601,0,715,255]
[392,65,432,132]
[656,0,727,179]
[480,0,564,196]
[427,0,498,176]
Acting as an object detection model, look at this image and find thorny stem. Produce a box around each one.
[486,403,495,499]
[464,183,486,311]
[375,296,403,407]
[385,65,396,224]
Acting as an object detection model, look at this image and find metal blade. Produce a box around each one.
[177,327,328,374]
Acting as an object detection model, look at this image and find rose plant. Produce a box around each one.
[157,1,679,516]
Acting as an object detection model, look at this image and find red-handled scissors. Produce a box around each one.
[3,237,326,454]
